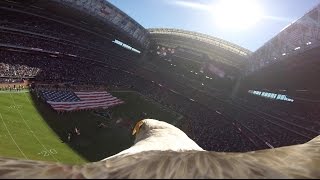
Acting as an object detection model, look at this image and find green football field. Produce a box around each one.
[0,90,183,164]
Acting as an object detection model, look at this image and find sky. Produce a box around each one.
[108,0,320,52]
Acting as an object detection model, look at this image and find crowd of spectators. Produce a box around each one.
[0,50,135,85]
[0,8,105,50]
[0,48,268,152]
[0,61,40,79]
[0,3,319,153]
[1,40,317,152]
[231,96,320,138]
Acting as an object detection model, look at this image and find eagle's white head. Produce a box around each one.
[132,119,203,151]
[103,119,203,160]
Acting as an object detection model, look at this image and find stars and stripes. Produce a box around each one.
[39,91,124,112]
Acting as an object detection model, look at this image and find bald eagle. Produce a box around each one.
[0,119,319,178]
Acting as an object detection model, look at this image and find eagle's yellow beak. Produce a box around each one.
[132,120,144,136]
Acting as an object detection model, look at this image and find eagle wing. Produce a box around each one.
[0,135,319,179]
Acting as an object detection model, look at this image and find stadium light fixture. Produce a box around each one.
[112,39,141,54]
[68,54,77,57]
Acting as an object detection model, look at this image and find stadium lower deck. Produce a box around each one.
[0,0,319,164]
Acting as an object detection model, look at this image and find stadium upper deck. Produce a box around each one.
[148,28,251,69]
[52,0,150,49]
[248,3,320,74]
[2,0,320,88]
[2,0,251,71]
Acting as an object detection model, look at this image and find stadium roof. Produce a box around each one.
[51,0,150,49]
[148,28,252,56]
[148,28,252,69]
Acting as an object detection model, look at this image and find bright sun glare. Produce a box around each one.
[211,0,263,30]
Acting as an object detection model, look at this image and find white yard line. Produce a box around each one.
[0,90,29,93]
[0,113,28,159]
[23,94,60,141]
[11,93,59,162]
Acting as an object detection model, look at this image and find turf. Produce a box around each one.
[0,90,182,164]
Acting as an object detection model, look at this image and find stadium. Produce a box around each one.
[0,0,319,177]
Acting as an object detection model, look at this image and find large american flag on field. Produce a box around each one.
[39,90,124,111]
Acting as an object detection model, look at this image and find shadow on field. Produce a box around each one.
[29,91,135,162]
